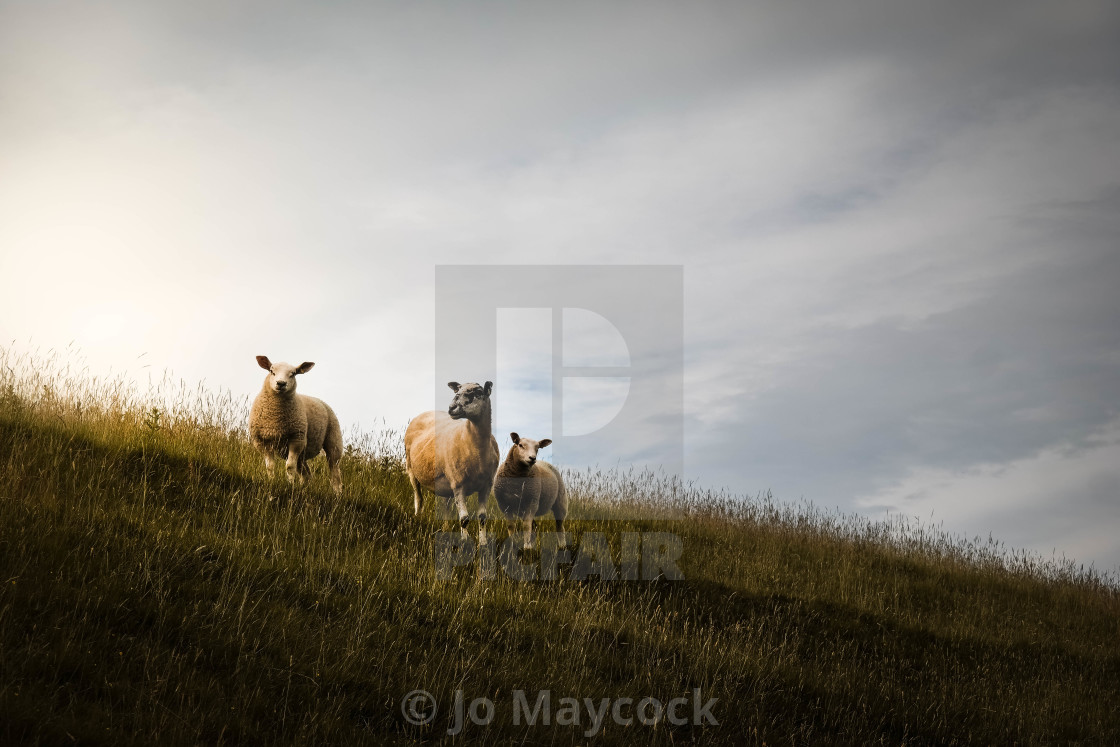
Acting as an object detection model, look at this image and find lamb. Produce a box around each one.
[494,432,568,550]
[249,356,343,495]
[404,381,500,544]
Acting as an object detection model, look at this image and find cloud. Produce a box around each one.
[856,419,1120,570]
[1,0,1118,568]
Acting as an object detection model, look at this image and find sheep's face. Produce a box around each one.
[257,356,314,395]
[508,432,552,469]
[447,381,492,420]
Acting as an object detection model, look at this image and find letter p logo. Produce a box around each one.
[434,265,683,520]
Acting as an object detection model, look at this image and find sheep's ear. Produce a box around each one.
[539,439,552,449]
[483,381,493,396]
[447,381,460,393]
[256,356,272,370]
[510,432,520,444]
[296,361,315,374]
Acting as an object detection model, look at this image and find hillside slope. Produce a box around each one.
[1,363,1118,745]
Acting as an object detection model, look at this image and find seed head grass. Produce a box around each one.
[1,345,1117,745]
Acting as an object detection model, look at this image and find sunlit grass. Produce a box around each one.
[1,344,1117,745]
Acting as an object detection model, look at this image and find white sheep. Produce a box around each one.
[249,356,343,494]
[494,432,568,550]
[404,381,500,544]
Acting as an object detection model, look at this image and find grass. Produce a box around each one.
[1,345,1118,745]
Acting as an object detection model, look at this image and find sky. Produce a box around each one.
[1,1,1118,571]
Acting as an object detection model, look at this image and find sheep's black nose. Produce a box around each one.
[276,381,286,389]
[528,456,536,464]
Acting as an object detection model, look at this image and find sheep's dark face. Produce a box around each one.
[257,356,314,396]
[508,432,552,468]
[447,381,492,421]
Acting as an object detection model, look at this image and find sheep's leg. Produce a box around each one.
[477,509,489,547]
[252,436,276,473]
[324,439,340,497]
[409,473,424,515]
[476,480,493,547]
[285,440,306,486]
[452,487,471,539]
[553,505,568,550]
[523,482,542,549]
[327,459,342,495]
[523,517,535,550]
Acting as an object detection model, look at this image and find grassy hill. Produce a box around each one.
[1,349,1118,745]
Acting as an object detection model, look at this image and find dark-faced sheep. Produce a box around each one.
[249,356,343,494]
[404,381,500,544]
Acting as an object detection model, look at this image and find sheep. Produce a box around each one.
[404,381,500,544]
[249,355,343,495]
[494,432,568,550]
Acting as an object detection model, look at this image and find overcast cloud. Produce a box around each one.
[2,1,1118,570]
